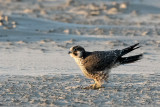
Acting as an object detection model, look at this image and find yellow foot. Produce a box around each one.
[83,84,105,90]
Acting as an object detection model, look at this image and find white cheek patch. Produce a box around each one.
[77,51,83,58]
[70,54,74,58]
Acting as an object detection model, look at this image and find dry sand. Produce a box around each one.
[0,0,160,106]
[0,74,160,106]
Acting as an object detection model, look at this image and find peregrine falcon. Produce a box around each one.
[68,43,143,89]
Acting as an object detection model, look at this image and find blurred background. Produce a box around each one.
[0,0,160,75]
[1,0,160,37]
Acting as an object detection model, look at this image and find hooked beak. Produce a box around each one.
[68,51,72,54]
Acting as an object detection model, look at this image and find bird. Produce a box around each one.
[68,43,143,89]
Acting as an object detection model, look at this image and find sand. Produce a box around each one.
[0,74,160,106]
[0,0,160,106]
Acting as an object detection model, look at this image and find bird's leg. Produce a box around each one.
[83,79,104,89]
[92,79,104,89]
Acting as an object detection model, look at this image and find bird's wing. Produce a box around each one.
[83,50,122,73]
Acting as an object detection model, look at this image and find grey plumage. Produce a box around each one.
[69,43,143,89]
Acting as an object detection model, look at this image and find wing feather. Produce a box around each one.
[83,50,122,73]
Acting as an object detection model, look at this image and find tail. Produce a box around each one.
[119,54,143,64]
[121,43,140,56]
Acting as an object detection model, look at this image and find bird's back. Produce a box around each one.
[82,50,122,74]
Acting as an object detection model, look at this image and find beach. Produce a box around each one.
[0,0,160,106]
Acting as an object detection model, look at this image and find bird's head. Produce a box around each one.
[68,45,85,59]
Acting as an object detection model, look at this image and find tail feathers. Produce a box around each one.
[121,43,141,56]
[119,54,143,64]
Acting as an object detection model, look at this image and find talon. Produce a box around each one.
[82,84,105,89]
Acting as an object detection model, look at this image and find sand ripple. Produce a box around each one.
[0,74,160,106]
